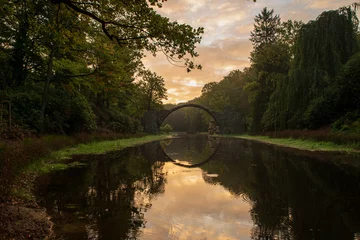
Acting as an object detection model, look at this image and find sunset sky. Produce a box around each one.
[143,0,357,104]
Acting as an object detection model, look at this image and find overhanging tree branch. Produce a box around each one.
[50,0,203,71]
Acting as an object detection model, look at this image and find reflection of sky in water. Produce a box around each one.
[38,137,360,239]
[137,162,252,240]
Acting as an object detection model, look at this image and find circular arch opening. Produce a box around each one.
[159,104,221,134]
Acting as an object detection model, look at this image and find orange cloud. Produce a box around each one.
[143,40,251,103]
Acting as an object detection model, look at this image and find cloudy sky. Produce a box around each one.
[143,0,356,104]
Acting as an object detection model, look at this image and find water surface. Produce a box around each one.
[37,134,360,239]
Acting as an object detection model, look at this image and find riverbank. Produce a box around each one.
[0,134,169,240]
[27,134,171,174]
[228,135,360,153]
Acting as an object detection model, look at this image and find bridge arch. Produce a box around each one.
[157,103,222,133]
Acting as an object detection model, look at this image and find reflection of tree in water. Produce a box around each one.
[38,144,166,240]
[160,134,219,165]
[39,137,360,239]
[198,138,360,240]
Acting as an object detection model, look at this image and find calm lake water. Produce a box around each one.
[36,134,360,240]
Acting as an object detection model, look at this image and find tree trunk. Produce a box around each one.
[12,1,29,87]
[40,44,56,131]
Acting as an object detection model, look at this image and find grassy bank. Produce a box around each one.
[0,133,169,202]
[229,135,359,152]
[28,134,170,174]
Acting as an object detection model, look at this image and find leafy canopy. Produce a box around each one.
[50,0,204,72]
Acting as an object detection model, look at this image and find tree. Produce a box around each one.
[49,0,204,72]
[279,20,304,49]
[286,6,359,128]
[189,70,250,133]
[201,82,218,95]
[247,8,286,132]
[137,70,167,111]
[0,1,147,134]
[250,7,281,52]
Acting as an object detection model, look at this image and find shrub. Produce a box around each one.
[66,93,97,133]
[160,124,173,133]
[5,86,97,134]
[6,87,42,131]
[332,110,360,133]
[98,108,140,133]
[303,89,339,129]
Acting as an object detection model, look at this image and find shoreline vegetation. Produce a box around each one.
[28,134,171,174]
[226,134,360,153]
[0,133,170,240]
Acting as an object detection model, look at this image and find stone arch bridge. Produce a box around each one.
[142,103,243,134]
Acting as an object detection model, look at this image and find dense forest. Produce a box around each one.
[171,5,360,134]
[0,0,201,137]
[1,1,359,136]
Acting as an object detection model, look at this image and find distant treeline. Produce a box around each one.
[170,5,360,134]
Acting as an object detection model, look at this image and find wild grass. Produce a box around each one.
[54,135,169,160]
[232,134,359,152]
[263,129,360,149]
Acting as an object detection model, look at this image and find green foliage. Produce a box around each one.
[0,0,204,136]
[49,0,203,72]
[66,93,97,133]
[6,88,42,131]
[332,110,360,133]
[261,74,289,131]
[106,111,140,134]
[278,20,304,48]
[246,8,295,133]
[302,89,339,129]
[286,7,359,128]
[136,70,168,111]
[335,52,360,111]
[42,88,97,134]
[160,124,173,133]
[6,86,96,134]
[250,7,281,51]
[194,69,250,133]
[257,6,360,132]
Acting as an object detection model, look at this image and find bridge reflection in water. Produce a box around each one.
[157,134,221,168]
